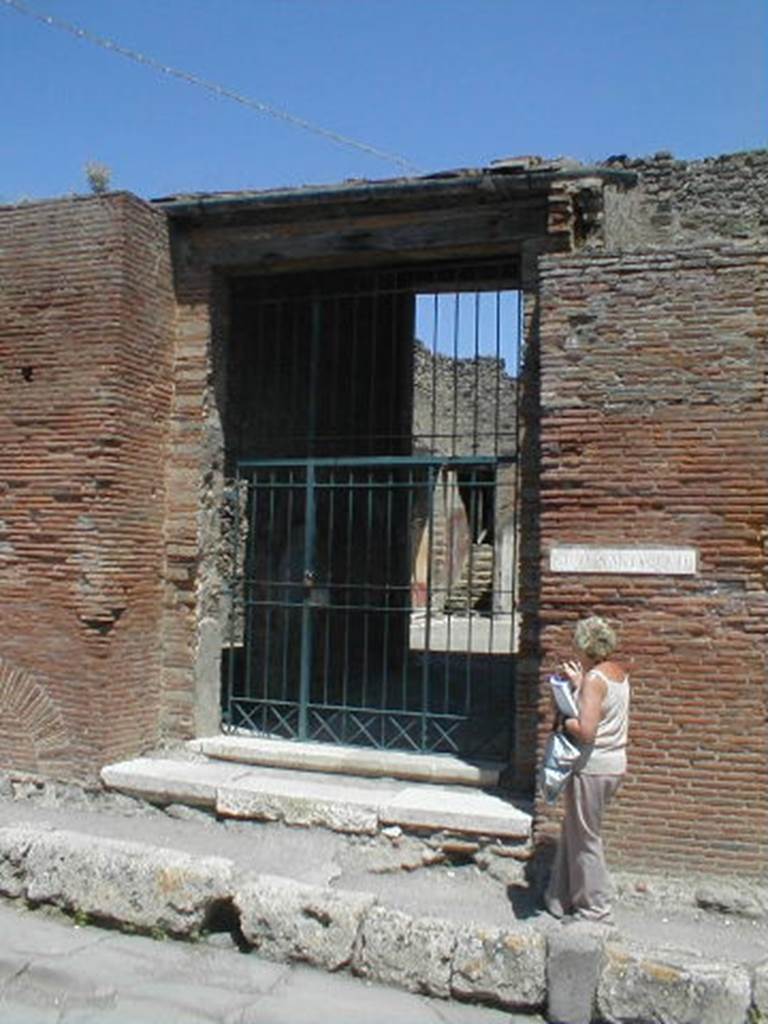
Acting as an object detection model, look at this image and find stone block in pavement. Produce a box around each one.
[234,874,376,972]
[694,881,766,920]
[546,926,605,1024]
[452,924,546,1011]
[354,905,456,998]
[0,826,39,898]
[24,829,234,937]
[596,944,752,1024]
[696,880,765,921]
[216,774,380,834]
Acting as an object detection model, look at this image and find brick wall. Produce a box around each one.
[0,194,175,780]
[533,246,768,874]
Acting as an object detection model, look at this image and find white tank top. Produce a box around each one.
[579,668,630,776]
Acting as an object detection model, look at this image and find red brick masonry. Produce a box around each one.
[1,159,766,877]
[0,194,174,780]
[535,247,768,873]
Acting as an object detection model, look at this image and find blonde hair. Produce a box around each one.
[574,616,617,661]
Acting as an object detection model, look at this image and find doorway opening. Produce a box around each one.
[222,262,521,758]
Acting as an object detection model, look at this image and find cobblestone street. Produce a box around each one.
[0,901,536,1024]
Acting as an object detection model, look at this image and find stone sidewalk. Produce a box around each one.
[0,776,765,1024]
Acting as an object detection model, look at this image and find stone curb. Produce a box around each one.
[0,824,761,1023]
[5,825,234,937]
[597,943,753,1024]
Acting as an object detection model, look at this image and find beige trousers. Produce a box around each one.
[545,772,623,921]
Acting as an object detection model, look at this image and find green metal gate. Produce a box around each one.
[223,263,520,758]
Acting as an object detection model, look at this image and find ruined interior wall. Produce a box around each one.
[535,246,768,874]
[412,340,517,458]
[0,195,175,779]
[601,149,768,251]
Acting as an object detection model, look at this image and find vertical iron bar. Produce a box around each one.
[329,292,340,455]
[368,277,379,452]
[298,461,316,740]
[323,468,334,706]
[361,470,373,710]
[421,464,436,750]
[430,293,438,454]
[263,469,276,703]
[343,468,354,718]
[288,296,300,456]
[349,291,360,451]
[381,467,393,717]
[308,297,321,457]
[243,469,259,709]
[388,291,397,453]
[225,468,242,726]
[281,469,296,708]
[443,471,453,715]
[271,298,280,454]
[451,291,459,458]
[490,290,503,654]
[473,290,480,455]
[402,465,414,711]
[488,467,496,654]
[464,466,475,714]
[494,290,502,459]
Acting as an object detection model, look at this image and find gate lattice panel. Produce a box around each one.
[223,263,520,759]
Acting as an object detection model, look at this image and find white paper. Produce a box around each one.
[549,676,579,718]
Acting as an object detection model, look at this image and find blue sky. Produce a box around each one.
[1,0,765,203]
[416,292,519,367]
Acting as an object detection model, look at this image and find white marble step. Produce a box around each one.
[191,735,502,788]
[101,757,531,842]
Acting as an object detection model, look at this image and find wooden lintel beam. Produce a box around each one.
[176,197,567,272]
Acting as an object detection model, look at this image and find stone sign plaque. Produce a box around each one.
[549,545,697,576]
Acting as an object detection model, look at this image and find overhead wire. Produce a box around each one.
[1,0,424,175]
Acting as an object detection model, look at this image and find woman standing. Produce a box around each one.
[545,615,630,924]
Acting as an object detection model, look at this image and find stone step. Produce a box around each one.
[101,757,531,843]
[193,735,502,788]
[443,543,496,611]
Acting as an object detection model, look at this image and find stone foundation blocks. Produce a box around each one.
[753,959,768,1022]
[451,923,546,1010]
[355,906,456,998]
[234,875,375,972]
[546,926,605,1024]
[0,826,234,937]
[0,823,761,1023]
[596,945,752,1024]
[0,827,39,898]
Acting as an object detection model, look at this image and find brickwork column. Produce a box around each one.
[0,194,175,779]
[533,247,768,875]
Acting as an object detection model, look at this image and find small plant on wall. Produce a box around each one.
[84,161,112,194]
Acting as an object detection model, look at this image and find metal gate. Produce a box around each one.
[223,263,520,758]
